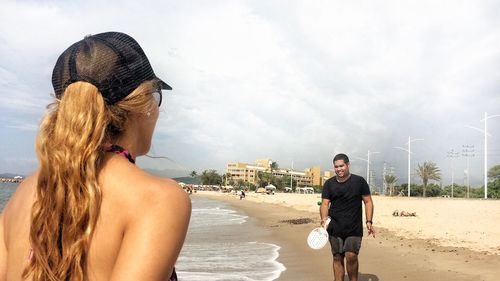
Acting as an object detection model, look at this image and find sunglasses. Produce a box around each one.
[152,89,162,107]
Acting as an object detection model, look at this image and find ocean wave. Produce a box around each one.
[177,197,286,281]
[177,242,285,281]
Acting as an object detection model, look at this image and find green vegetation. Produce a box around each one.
[200,169,222,185]
[442,184,467,197]
[186,162,500,199]
[256,171,270,188]
[173,176,200,185]
[415,161,441,197]
[254,162,300,191]
[488,165,500,180]
[397,183,425,197]
[239,181,257,191]
[488,179,500,198]
[312,185,323,193]
[270,161,279,184]
[393,183,500,199]
[384,174,398,196]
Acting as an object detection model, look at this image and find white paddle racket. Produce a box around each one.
[307,217,331,250]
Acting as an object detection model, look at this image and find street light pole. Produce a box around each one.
[367,150,370,183]
[268,160,272,185]
[356,150,380,190]
[407,137,411,197]
[394,136,423,197]
[465,112,500,199]
[482,112,500,199]
[484,112,487,199]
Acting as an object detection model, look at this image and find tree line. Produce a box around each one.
[188,161,322,191]
[187,162,500,198]
[384,162,500,198]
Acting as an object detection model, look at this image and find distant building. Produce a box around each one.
[226,159,324,187]
[304,166,321,186]
[0,176,24,183]
[323,170,335,183]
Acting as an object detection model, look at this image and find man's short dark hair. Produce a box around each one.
[333,153,350,164]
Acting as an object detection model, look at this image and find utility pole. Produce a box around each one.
[268,160,272,185]
[447,149,459,198]
[382,162,387,196]
[462,145,475,198]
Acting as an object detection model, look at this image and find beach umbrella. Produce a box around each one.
[265,184,276,190]
[256,187,266,193]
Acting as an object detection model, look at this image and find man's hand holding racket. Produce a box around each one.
[307,217,331,250]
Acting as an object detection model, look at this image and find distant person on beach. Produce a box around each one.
[0,32,191,281]
[392,210,416,217]
[320,153,375,281]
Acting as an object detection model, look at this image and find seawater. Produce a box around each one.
[176,196,286,281]
[0,184,286,280]
[0,182,18,210]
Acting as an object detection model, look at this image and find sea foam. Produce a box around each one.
[176,197,286,281]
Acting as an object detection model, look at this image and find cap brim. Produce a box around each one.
[157,78,172,90]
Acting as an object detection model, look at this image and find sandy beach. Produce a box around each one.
[195,191,500,281]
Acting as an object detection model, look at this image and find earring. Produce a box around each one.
[147,112,151,117]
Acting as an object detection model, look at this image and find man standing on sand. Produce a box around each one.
[320,153,375,281]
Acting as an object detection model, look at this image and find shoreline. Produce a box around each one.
[195,191,500,281]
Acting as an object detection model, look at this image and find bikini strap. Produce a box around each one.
[106,144,135,164]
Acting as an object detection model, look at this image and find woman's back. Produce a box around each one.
[1,154,190,281]
[1,172,36,280]
[1,31,191,281]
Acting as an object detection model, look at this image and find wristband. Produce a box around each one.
[366,220,373,224]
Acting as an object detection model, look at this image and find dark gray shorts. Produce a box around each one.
[329,236,362,255]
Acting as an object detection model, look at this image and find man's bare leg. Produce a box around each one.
[333,253,345,280]
[345,251,359,281]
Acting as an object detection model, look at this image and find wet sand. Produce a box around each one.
[196,191,500,281]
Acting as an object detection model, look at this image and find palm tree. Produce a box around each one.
[270,161,279,170]
[200,170,209,185]
[200,169,222,185]
[488,165,500,180]
[256,171,269,188]
[416,162,441,197]
[190,170,197,179]
[224,172,232,186]
[269,161,279,185]
[236,179,245,189]
[384,174,398,196]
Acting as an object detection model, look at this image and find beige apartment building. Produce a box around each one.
[226,159,329,187]
[322,170,336,185]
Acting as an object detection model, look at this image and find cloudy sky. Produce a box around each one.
[1,0,499,188]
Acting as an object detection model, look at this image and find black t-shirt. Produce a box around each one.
[321,174,371,238]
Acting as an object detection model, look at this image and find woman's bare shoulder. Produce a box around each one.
[125,173,190,209]
[100,159,191,217]
[2,171,38,217]
[105,167,191,280]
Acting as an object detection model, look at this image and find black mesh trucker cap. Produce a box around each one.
[52,32,171,105]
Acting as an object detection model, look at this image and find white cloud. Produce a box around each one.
[0,0,499,187]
